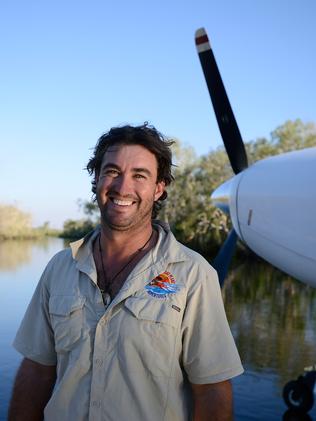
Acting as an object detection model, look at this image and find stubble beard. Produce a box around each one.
[99,196,155,233]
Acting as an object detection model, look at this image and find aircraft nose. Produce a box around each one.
[211,178,234,215]
[211,173,243,240]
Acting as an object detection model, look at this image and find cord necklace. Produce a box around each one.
[98,230,153,300]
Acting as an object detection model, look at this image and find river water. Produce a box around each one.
[0,238,315,420]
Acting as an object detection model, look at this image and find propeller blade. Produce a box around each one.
[212,229,238,287]
[195,28,248,174]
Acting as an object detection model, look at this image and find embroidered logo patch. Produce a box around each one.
[145,271,180,298]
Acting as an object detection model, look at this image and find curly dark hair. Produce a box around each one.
[86,123,175,218]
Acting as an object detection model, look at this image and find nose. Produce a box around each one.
[111,174,133,197]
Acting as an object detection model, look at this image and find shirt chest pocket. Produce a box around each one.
[49,295,86,353]
[118,297,182,377]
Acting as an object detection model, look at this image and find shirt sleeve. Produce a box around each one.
[13,265,57,366]
[181,265,243,384]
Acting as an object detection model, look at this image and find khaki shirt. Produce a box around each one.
[14,221,243,421]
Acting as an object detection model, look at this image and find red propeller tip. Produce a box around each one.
[195,28,211,52]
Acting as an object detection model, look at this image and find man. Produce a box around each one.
[9,124,243,421]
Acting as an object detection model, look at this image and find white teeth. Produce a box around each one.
[113,199,133,206]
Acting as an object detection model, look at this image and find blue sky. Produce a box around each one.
[1,0,315,228]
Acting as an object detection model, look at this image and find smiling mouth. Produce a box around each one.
[110,198,136,207]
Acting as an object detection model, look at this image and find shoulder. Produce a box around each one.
[155,221,218,288]
[168,227,217,275]
[167,238,219,294]
[46,247,73,272]
[40,247,76,291]
[156,221,216,273]
[177,241,216,275]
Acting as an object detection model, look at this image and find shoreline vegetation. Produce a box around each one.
[2,120,316,256]
[0,204,60,240]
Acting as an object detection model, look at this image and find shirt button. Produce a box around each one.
[92,400,101,408]
[95,358,103,366]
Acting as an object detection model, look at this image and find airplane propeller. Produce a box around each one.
[195,27,248,286]
[195,28,248,175]
[212,229,238,287]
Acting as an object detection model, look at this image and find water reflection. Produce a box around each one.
[0,240,33,271]
[224,260,316,387]
[0,238,69,272]
[0,237,66,420]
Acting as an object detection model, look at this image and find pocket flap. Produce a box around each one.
[124,297,181,328]
[49,295,86,316]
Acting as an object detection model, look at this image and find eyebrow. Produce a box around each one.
[101,163,153,177]
[100,163,120,172]
[133,167,152,176]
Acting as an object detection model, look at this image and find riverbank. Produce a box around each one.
[0,227,61,240]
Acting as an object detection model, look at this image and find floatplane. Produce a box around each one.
[194,27,316,414]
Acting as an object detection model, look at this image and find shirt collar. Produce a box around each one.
[70,226,100,261]
[151,221,190,266]
[69,221,189,275]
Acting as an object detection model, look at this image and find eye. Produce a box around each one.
[105,169,120,177]
[134,173,146,180]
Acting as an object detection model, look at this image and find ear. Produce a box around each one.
[154,181,165,201]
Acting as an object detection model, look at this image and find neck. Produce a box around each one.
[99,222,154,260]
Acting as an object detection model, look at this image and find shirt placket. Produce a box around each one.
[87,249,166,420]
[89,302,115,421]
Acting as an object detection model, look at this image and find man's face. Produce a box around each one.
[96,144,165,232]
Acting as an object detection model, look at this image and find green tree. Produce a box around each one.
[161,143,231,255]
[77,199,99,221]
[272,119,316,152]
[0,204,33,239]
[246,119,316,163]
[61,218,95,239]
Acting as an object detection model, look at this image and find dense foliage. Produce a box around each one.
[61,218,96,239]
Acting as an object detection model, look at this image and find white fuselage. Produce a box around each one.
[212,147,316,287]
